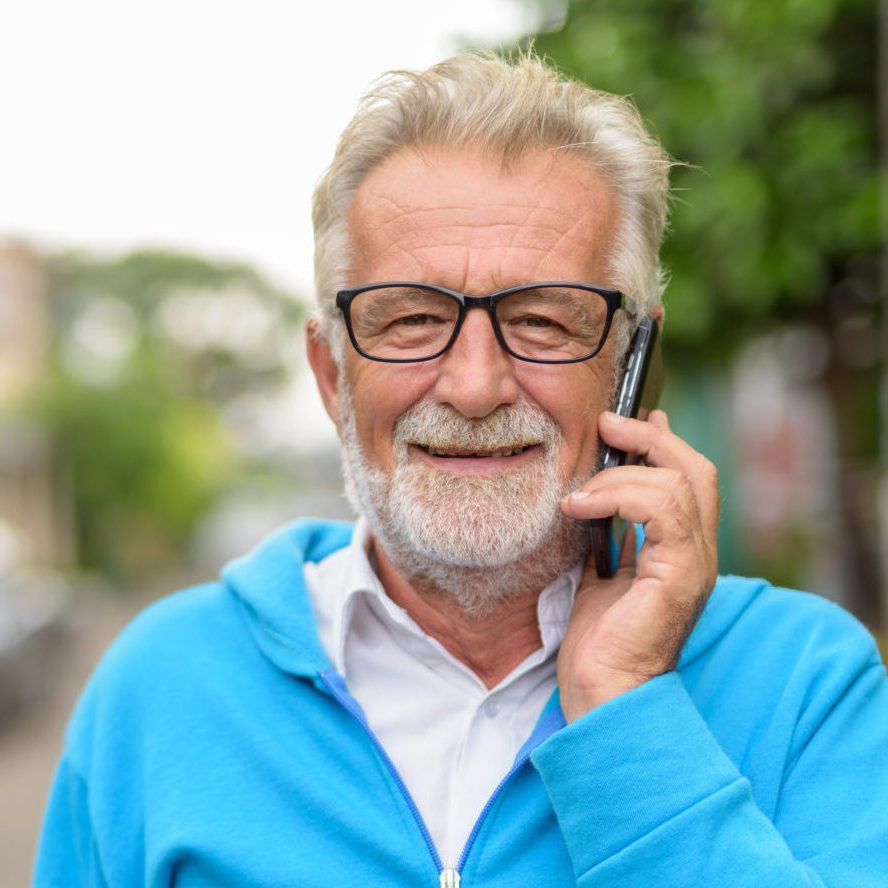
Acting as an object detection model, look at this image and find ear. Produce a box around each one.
[651,304,665,329]
[306,317,342,431]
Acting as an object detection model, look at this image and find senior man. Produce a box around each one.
[38,53,888,887]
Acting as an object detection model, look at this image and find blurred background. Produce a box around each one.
[1,0,885,881]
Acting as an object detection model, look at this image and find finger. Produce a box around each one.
[647,409,670,430]
[598,412,695,470]
[597,412,719,531]
[569,465,692,496]
[566,482,698,545]
[563,466,703,518]
[564,464,719,542]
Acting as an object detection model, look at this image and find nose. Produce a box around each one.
[431,307,520,418]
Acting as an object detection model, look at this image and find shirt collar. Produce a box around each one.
[325,518,582,674]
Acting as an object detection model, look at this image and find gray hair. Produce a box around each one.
[312,51,672,358]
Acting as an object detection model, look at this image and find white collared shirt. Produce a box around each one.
[303,520,580,867]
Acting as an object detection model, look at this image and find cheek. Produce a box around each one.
[517,364,614,478]
[348,363,437,469]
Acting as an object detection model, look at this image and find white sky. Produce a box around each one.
[0,0,539,296]
[0,0,543,450]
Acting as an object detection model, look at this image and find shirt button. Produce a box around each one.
[483,700,500,718]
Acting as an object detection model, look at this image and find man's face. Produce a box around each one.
[313,145,622,584]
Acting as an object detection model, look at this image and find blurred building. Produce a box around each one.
[0,241,73,571]
[0,242,47,403]
[731,331,844,603]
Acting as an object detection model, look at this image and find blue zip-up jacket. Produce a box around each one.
[36,520,888,886]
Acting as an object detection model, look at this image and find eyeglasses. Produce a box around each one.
[335,282,624,364]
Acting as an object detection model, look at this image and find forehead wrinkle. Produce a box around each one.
[548,214,616,273]
[347,146,620,288]
[366,213,589,259]
[358,188,591,231]
[517,195,620,280]
[371,208,584,246]
[355,220,585,282]
[353,144,614,223]
[357,224,610,292]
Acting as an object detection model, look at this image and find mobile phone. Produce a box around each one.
[589,315,663,578]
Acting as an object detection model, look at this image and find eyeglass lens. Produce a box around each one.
[348,285,608,362]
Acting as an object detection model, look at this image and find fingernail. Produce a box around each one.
[568,489,591,501]
[603,410,627,422]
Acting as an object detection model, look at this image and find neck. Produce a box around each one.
[370,540,548,688]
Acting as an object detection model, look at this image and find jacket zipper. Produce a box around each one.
[439,869,460,888]
[319,669,564,886]
[454,705,564,873]
[319,670,443,876]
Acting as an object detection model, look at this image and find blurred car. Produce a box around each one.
[0,567,68,727]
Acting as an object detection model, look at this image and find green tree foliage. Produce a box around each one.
[33,248,303,583]
[523,0,882,619]
[38,368,232,580]
[527,0,878,354]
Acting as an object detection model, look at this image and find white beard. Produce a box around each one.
[339,385,588,616]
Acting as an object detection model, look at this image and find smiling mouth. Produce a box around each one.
[414,443,538,458]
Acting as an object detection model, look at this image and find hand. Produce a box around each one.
[557,409,719,722]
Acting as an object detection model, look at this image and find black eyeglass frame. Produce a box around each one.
[335,281,625,365]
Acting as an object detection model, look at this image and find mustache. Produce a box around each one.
[393,397,563,451]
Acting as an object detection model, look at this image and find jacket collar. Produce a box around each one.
[221,519,353,680]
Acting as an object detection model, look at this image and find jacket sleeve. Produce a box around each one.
[34,756,109,888]
[530,654,888,887]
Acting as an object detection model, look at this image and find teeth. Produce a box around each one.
[423,445,533,458]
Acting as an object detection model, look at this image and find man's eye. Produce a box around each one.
[396,313,444,326]
[513,314,559,328]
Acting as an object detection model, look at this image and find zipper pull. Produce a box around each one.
[439,868,461,888]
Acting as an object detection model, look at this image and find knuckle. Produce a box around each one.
[698,456,719,483]
[665,469,691,497]
[658,488,679,512]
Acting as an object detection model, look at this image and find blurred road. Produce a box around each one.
[0,587,165,887]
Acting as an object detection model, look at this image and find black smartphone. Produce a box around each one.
[589,316,663,578]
